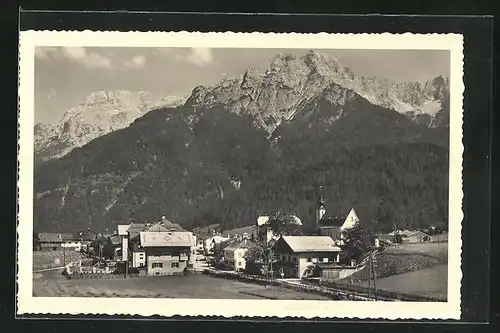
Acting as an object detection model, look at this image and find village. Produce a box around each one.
[33,191,448,301]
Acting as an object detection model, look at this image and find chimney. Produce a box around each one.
[162,216,166,223]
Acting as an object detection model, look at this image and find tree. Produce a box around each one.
[213,239,232,263]
[267,211,303,237]
[244,244,264,264]
[340,222,376,264]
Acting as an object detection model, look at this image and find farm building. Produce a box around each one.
[383,230,432,244]
[223,233,255,272]
[38,233,74,251]
[273,236,342,278]
[139,230,195,276]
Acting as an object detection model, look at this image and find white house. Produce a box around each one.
[223,233,255,272]
[273,236,342,278]
[204,235,230,254]
[117,224,130,262]
[61,240,82,252]
[341,208,360,231]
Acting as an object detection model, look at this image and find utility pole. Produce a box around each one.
[368,251,372,299]
[372,252,378,301]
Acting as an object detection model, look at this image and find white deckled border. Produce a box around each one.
[17,31,464,320]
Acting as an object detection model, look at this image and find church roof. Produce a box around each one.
[318,216,345,227]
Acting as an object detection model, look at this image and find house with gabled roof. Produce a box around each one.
[223,233,255,272]
[139,230,195,276]
[273,236,342,278]
[38,233,74,251]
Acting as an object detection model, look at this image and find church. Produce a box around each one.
[315,187,360,244]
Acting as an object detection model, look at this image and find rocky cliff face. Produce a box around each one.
[185,50,450,134]
[35,91,186,162]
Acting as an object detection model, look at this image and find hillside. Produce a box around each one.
[33,50,450,234]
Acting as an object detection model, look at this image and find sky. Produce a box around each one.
[34,47,450,124]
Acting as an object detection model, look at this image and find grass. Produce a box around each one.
[33,250,83,271]
[353,264,448,300]
[340,242,448,283]
[33,270,330,300]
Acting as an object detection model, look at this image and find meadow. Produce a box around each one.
[33,270,330,300]
[33,250,83,271]
[337,242,448,299]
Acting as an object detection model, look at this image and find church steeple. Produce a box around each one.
[317,186,325,207]
[316,186,327,225]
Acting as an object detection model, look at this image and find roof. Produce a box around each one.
[147,222,170,233]
[206,235,231,243]
[117,224,130,236]
[139,231,194,247]
[221,225,256,238]
[157,217,185,231]
[107,235,122,245]
[224,238,255,251]
[318,216,345,227]
[192,223,220,236]
[314,263,343,269]
[80,233,97,241]
[127,223,151,239]
[279,236,341,253]
[257,216,269,226]
[387,230,430,237]
[38,233,74,242]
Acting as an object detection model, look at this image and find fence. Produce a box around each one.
[203,269,371,300]
[66,273,141,280]
[303,278,447,302]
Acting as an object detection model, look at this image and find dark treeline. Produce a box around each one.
[34,100,449,234]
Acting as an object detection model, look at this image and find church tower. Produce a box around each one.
[315,186,327,225]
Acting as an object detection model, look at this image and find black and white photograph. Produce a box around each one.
[17,31,464,319]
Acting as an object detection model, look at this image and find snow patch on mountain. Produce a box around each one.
[185,50,450,134]
[35,90,186,161]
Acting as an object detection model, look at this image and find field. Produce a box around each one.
[383,242,448,262]
[33,270,330,300]
[341,242,448,282]
[336,242,448,299]
[33,250,83,271]
[353,264,448,299]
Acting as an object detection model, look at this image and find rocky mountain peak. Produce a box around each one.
[181,50,450,134]
[35,90,186,162]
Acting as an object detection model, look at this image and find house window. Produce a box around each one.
[307,257,312,262]
[152,262,163,269]
[139,254,144,259]
[171,262,179,268]
[238,261,242,267]
[322,258,328,263]
[312,258,318,263]
[292,257,297,263]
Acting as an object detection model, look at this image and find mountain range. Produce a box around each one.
[34,91,186,163]
[33,50,450,234]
